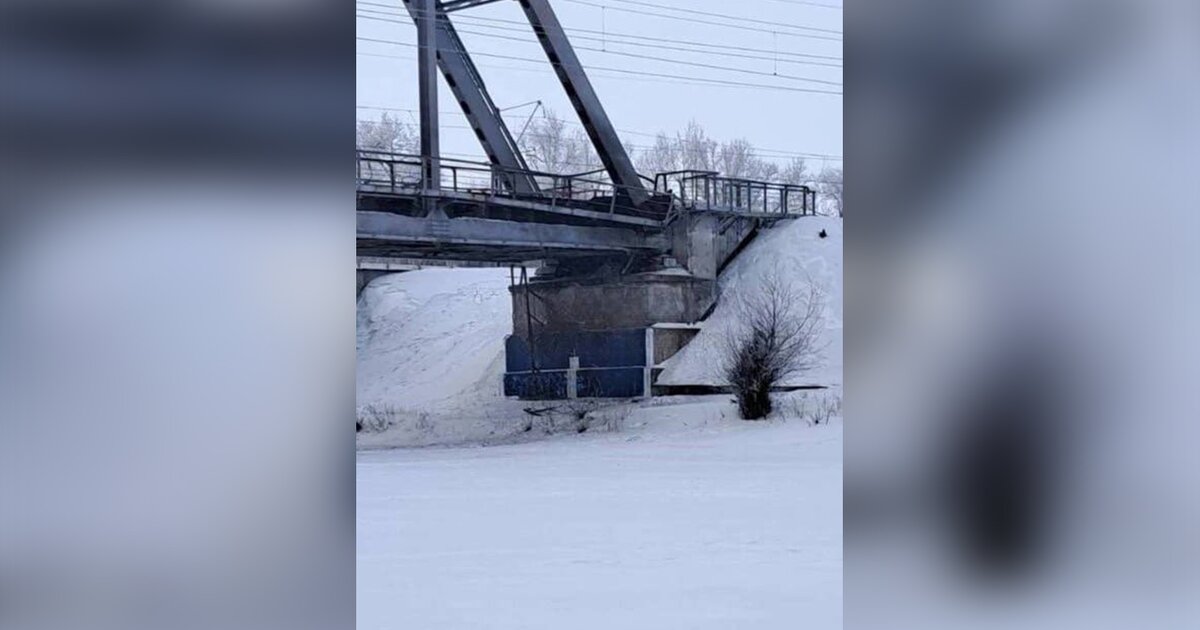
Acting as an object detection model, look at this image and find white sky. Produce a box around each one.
[356,0,842,171]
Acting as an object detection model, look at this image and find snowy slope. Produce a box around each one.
[356,268,513,411]
[657,216,843,387]
[357,400,843,629]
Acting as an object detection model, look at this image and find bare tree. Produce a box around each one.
[817,166,843,217]
[519,109,602,175]
[637,132,679,176]
[356,112,417,153]
[779,157,810,186]
[635,120,798,186]
[676,120,719,172]
[718,137,780,181]
[721,268,825,420]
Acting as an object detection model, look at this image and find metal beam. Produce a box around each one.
[356,188,663,228]
[439,0,505,12]
[416,0,440,214]
[517,0,649,206]
[358,212,666,257]
[401,0,539,194]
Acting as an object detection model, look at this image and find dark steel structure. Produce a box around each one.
[401,0,538,194]
[516,0,649,205]
[360,1,824,401]
[359,1,817,265]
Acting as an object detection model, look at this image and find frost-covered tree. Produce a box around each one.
[636,133,673,175]
[718,137,780,181]
[779,157,810,186]
[356,112,416,153]
[817,167,843,217]
[676,120,719,172]
[519,109,602,175]
[635,120,794,185]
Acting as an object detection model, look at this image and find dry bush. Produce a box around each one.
[774,392,842,425]
[804,394,842,426]
[356,404,432,435]
[357,404,397,433]
[524,399,632,435]
[721,268,825,420]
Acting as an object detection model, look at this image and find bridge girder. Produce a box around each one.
[439,0,506,12]
[517,0,649,206]
[357,211,666,264]
[400,0,539,194]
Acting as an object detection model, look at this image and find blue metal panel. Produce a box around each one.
[576,368,645,398]
[504,328,649,399]
[506,329,645,372]
[503,368,644,400]
[503,371,568,399]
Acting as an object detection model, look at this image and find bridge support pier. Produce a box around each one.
[503,272,714,399]
[667,213,763,279]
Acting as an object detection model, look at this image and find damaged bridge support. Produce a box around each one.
[500,213,791,400]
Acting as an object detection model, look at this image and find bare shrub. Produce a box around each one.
[356,404,434,436]
[523,399,631,435]
[721,269,825,420]
[357,404,397,433]
[562,398,600,423]
[772,393,806,422]
[410,411,433,435]
[804,394,842,426]
[774,392,842,425]
[556,398,606,434]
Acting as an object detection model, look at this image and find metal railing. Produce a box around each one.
[356,151,818,222]
[653,169,817,217]
[356,150,666,220]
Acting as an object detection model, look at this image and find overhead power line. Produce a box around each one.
[563,0,841,42]
[756,0,843,10]
[600,0,842,36]
[358,49,830,93]
[356,8,841,68]
[356,2,842,62]
[356,13,840,86]
[356,35,842,95]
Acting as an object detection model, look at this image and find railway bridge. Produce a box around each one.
[357,0,816,398]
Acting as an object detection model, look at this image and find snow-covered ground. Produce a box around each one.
[357,217,843,627]
[357,394,843,629]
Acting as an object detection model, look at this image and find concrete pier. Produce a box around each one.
[510,272,714,337]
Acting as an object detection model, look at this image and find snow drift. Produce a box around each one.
[657,216,843,387]
[356,268,512,410]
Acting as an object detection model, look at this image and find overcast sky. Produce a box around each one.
[356,0,842,171]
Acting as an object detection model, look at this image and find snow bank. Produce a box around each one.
[356,268,512,411]
[657,216,843,387]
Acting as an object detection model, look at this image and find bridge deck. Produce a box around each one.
[357,211,665,264]
[355,152,815,264]
[357,186,664,229]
